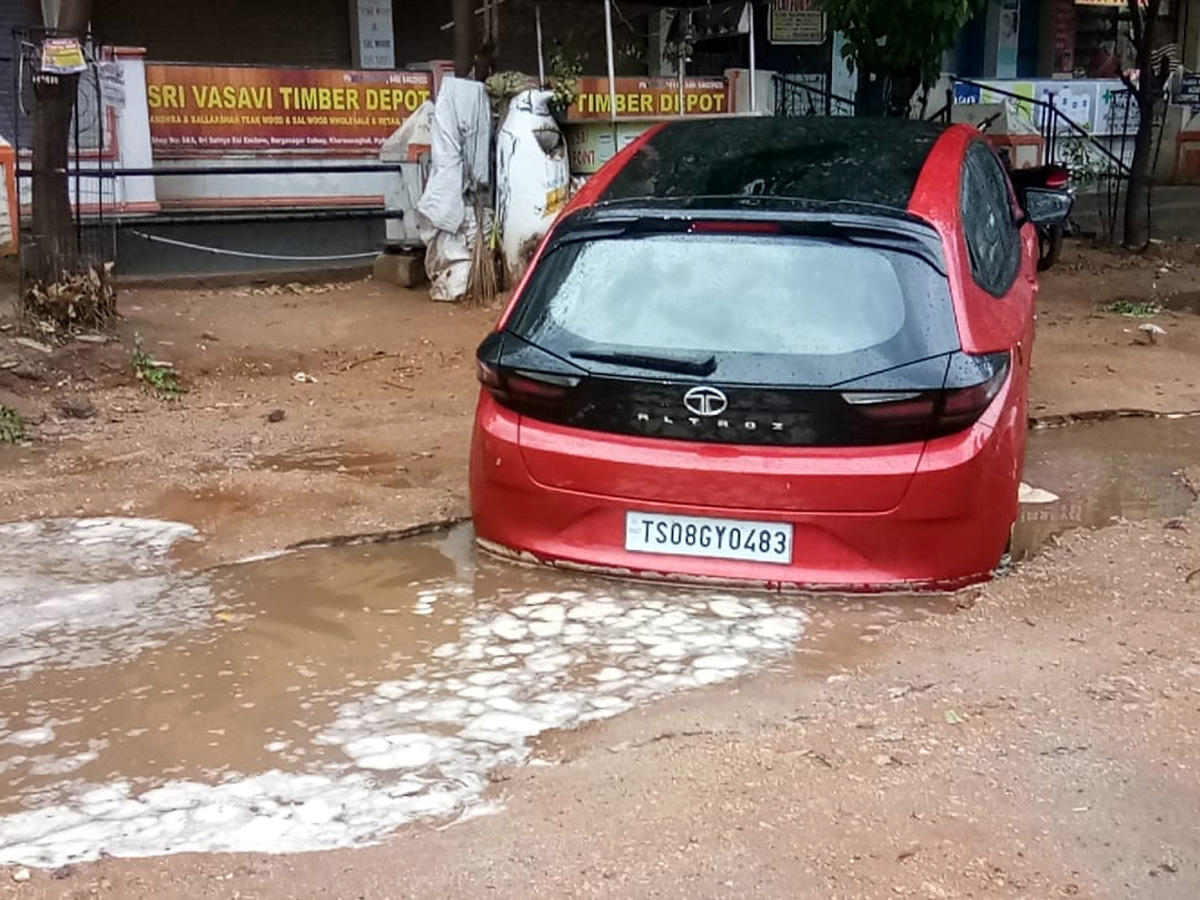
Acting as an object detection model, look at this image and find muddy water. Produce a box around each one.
[0,417,1195,867]
[1014,416,1198,559]
[0,524,812,865]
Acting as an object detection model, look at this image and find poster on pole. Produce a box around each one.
[40,38,87,74]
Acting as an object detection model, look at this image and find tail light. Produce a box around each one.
[477,360,581,414]
[935,352,1010,433]
[690,221,781,235]
[1044,166,1069,190]
[842,352,1010,439]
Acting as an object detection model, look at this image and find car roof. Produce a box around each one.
[594,117,948,214]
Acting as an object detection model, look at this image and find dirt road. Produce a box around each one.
[1,244,1200,898]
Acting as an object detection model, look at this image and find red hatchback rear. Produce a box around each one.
[470,117,1054,590]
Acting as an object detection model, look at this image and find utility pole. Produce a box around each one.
[453,0,474,76]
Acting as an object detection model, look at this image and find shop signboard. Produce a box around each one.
[145,65,433,156]
[566,121,659,174]
[1178,72,1200,114]
[563,76,729,120]
[769,0,826,45]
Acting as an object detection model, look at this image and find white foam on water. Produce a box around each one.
[1018,482,1060,505]
[0,518,211,674]
[0,577,807,868]
[3,727,55,748]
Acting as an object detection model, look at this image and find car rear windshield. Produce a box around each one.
[508,232,960,382]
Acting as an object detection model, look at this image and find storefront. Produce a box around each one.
[92,0,357,69]
[953,0,1192,80]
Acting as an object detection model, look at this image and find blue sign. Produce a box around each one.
[954,83,982,104]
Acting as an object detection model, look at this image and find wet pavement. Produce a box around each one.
[0,417,1195,868]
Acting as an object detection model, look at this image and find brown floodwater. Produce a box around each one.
[0,415,1194,868]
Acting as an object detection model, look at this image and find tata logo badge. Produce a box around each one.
[683,386,728,417]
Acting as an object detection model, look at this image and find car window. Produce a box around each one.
[961,142,1021,297]
[517,236,906,357]
[508,230,963,385]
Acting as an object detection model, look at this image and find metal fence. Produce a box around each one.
[944,77,1170,243]
[772,68,1167,243]
[773,74,855,118]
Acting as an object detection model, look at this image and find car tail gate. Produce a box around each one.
[475,215,1012,512]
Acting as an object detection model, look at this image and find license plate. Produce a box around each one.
[624,512,794,565]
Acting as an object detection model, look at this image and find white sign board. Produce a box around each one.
[769,0,826,45]
[356,0,395,70]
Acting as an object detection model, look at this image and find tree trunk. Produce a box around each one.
[1121,0,1161,250]
[30,71,81,280]
[1122,99,1155,250]
[28,0,95,283]
[886,74,919,119]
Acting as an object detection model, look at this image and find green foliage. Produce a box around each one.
[1101,298,1162,317]
[817,0,984,89]
[548,47,585,113]
[0,406,25,444]
[131,334,186,401]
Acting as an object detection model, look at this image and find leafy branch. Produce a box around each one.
[817,0,984,96]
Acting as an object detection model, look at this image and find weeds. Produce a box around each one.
[0,406,26,444]
[1101,299,1163,318]
[131,334,186,401]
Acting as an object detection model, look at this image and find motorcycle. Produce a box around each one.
[977,113,1075,272]
[1005,160,1073,272]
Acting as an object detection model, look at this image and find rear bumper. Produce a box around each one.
[469,392,1023,592]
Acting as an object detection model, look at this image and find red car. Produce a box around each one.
[470,118,1072,591]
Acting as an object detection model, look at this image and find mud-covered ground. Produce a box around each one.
[1,243,1199,899]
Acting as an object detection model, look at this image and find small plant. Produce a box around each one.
[0,406,26,444]
[131,333,186,401]
[1101,298,1163,317]
[548,47,585,114]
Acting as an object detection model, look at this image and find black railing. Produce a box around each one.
[925,88,955,124]
[947,76,1173,244]
[773,74,856,118]
[949,77,1134,173]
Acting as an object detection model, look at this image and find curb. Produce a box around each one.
[1029,408,1200,429]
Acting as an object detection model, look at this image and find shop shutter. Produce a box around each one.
[0,3,38,143]
[93,0,352,68]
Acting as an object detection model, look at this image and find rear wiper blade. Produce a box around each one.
[571,350,718,377]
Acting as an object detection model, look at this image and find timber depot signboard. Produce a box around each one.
[564,76,730,120]
[145,64,433,155]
